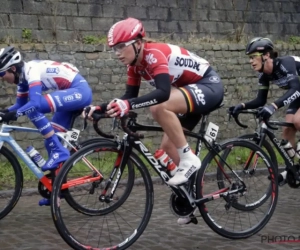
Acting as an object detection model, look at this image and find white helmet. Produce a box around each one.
[0,46,22,72]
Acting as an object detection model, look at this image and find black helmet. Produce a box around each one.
[0,46,22,72]
[245,37,274,55]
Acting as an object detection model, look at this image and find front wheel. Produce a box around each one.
[196,139,278,239]
[51,141,154,250]
[0,146,23,220]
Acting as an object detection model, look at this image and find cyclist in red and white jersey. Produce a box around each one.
[84,17,224,187]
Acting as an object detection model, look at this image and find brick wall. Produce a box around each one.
[0,0,299,43]
[1,42,300,152]
[1,0,300,152]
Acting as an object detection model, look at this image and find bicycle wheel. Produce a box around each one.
[196,139,278,239]
[239,133,278,170]
[0,146,23,220]
[51,141,154,250]
[216,134,276,211]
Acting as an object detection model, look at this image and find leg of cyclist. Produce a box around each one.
[278,101,300,185]
[150,88,201,186]
[37,75,92,206]
[161,72,223,224]
[160,114,202,166]
[159,114,202,225]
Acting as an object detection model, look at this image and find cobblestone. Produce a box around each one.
[0,184,299,250]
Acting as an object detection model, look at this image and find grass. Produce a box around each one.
[0,140,288,191]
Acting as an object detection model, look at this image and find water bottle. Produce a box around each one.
[26,146,46,168]
[281,140,295,158]
[154,149,177,176]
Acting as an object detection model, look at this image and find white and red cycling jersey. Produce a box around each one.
[23,60,79,91]
[127,43,210,88]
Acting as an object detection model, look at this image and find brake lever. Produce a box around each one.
[82,109,89,131]
[111,117,119,131]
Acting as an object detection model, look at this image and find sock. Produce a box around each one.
[177,143,194,161]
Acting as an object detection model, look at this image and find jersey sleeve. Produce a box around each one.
[243,74,269,109]
[16,63,43,116]
[7,83,29,111]
[273,57,300,108]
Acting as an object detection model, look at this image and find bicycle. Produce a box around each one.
[0,110,112,220]
[230,108,300,188]
[50,109,278,250]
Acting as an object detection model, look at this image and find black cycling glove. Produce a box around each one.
[228,104,244,116]
[256,105,276,121]
[0,111,17,122]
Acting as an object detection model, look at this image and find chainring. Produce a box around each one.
[38,173,52,198]
[169,193,195,217]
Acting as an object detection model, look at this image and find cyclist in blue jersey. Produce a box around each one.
[0,46,93,205]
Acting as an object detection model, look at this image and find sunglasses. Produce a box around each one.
[0,71,6,77]
[248,53,263,60]
[112,40,136,52]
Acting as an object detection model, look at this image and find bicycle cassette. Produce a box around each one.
[169,193,195,217]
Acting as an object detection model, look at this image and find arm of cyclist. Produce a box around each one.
[106,73,171,117]
[0,83,29,122]
[1,83,29,113]
[82,84,141,119]
[258,67,300,120]
[273,76,300,109]
[15,81,43,116]
[84,73,171,119]
[229,85,269,115]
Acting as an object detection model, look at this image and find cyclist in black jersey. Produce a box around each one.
[229,37,300,185]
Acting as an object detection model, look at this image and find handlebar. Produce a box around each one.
[91,111,144,140]
[228,108,279,130]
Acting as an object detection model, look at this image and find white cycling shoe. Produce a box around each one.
[168,155,201,186]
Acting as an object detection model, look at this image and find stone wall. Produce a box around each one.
[1,42,300,153]
[0,0,299,43]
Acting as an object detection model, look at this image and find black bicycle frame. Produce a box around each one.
[256,121,294,169]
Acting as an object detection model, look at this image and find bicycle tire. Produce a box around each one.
[51,140,154,250]
[0,146,23,220]
[196,139,278,239]
[216,134,277,211]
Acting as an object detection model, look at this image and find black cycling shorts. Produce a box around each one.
[177,70,224,131]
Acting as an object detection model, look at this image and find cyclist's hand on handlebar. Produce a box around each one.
[256,104,276,120]
[0,111,17,122]
[228,104,244,116]
[107,98,130,118]
[82,105,102,121]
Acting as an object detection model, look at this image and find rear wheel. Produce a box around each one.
[217,134,277,210]
[197,139,278,239]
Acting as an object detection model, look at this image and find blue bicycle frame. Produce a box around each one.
[0,124,47,179]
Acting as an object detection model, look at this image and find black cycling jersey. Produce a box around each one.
[244,56,300,109]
